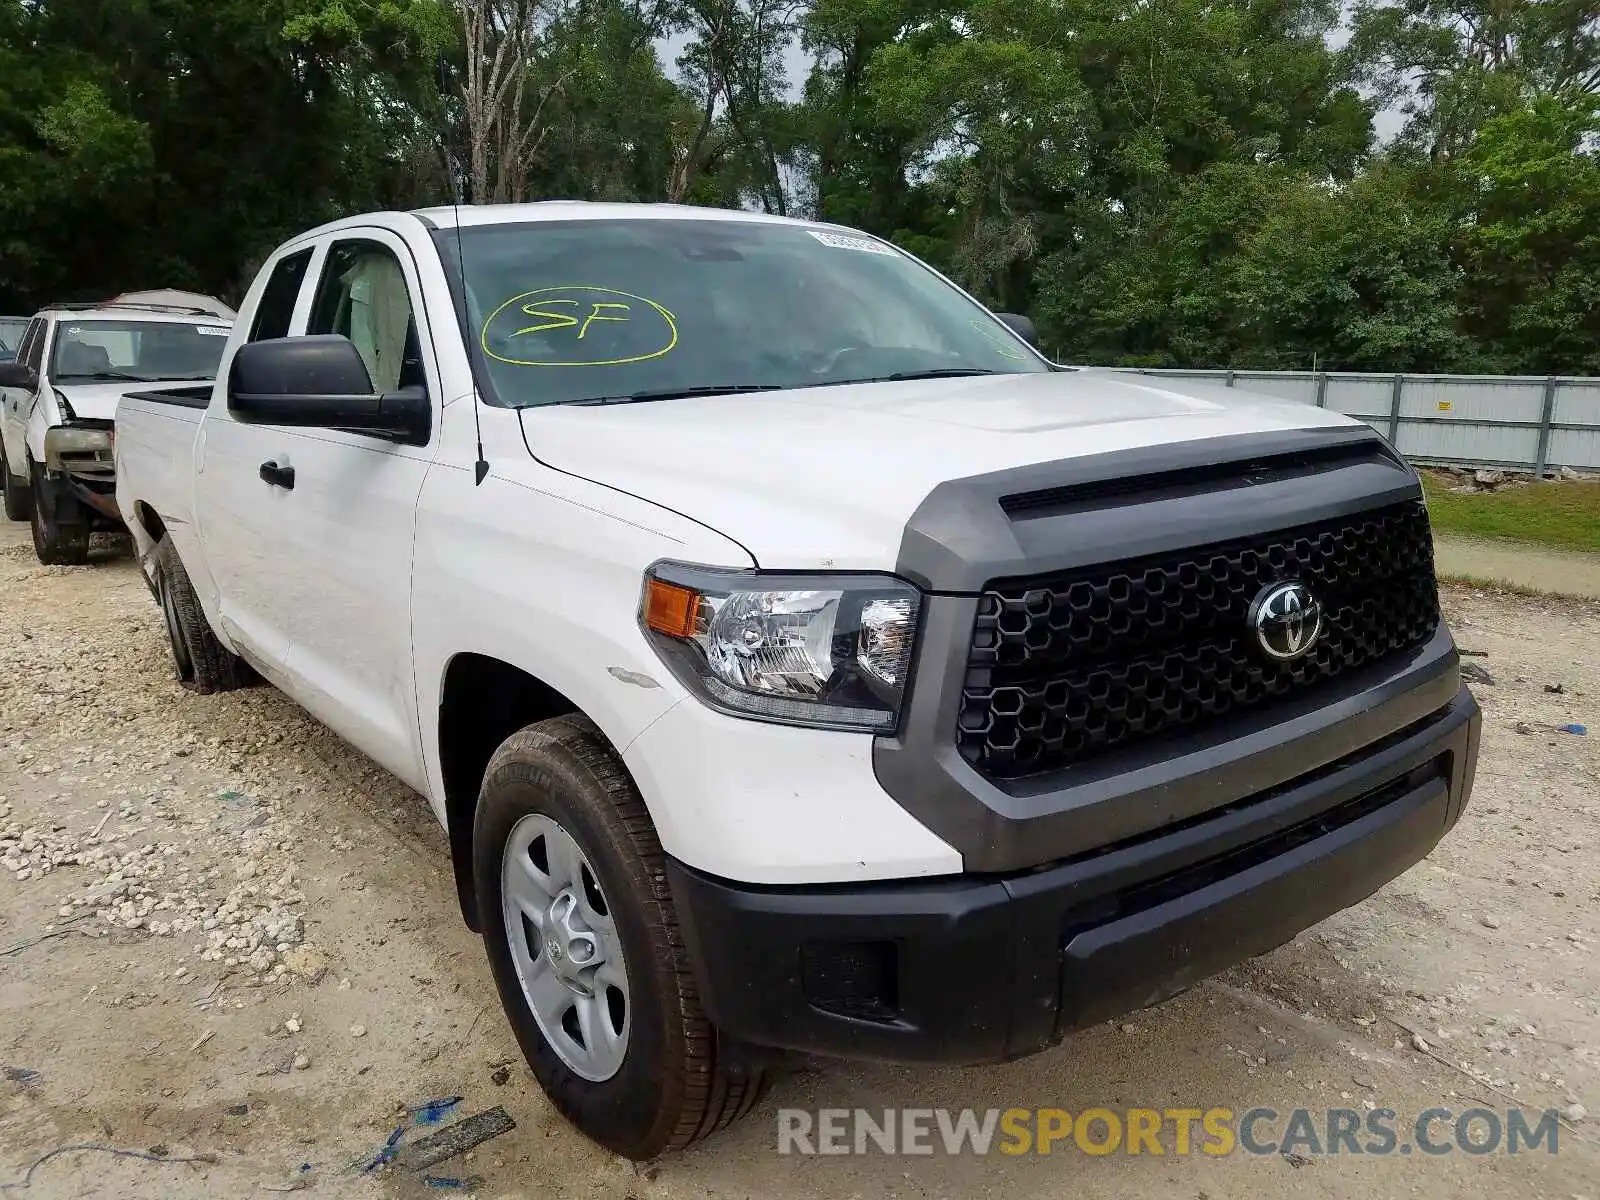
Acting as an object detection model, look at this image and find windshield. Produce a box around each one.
[50,319,230,382]
[0,318,27,359]
[435,219,1048,407]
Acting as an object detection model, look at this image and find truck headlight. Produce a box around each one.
[639,562,922,732]
[44,424,113,471]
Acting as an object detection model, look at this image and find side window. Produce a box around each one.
[250,249,314,342]
[11,321,35,366]
[21,319,48,371]
[306,239,423,393]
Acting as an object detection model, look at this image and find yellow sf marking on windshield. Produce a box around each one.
[578,302,630,339]
[514,299,632,339]
[482,286,677,367]
[514,299,580,336]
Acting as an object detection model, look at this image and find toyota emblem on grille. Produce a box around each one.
[1248,581,1323,662]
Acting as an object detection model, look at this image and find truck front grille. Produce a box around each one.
[958,501,1439,780]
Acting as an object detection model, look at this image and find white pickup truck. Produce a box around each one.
[0,297,232,563]
[114,203,1481,1158]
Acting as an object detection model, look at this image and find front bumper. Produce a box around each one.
[669,684,1479,1065]
[63,473,122,524]
[39,424,123,526]
[37,467,123,527]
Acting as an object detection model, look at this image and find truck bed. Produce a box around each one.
[113,392,206,578]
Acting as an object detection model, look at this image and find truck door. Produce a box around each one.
[194,246,316,674]
[204,229,439,790]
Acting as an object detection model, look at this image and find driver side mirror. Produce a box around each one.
[228,335,430,445]
[995,313,1038,349]
[0,360,39,391]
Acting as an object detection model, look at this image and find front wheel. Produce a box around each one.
[29,463,89,565]
[474,715,769,1158]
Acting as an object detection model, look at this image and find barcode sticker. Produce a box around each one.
[806,230,898,256]
[196,326,229,336]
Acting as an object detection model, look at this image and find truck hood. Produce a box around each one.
[516,368,1365,571]
[55,380,205,423]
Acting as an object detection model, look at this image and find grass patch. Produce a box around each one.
[1436,572,1564,599]
[1421,472,1600,555]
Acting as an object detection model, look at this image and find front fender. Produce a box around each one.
[410,462,753,828]
[24,396,59,466]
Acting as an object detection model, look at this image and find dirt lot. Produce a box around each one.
[1434,534,1600,601]
[1,521,1597,1199]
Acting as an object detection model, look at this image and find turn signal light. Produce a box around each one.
[643,578,700,639]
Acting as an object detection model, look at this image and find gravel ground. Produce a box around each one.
[1,522,1597,1199]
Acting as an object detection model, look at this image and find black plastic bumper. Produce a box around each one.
[37,467,122,529]
[63,473,123,526]
[669,684,1480,1066]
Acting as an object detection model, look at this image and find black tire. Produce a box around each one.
[474,715,769,1159]
[29,462,89,565]
[1,444,31,521]
[152,535,246,693]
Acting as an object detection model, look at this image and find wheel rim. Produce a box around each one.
[501,813,630,1081]
[159,571,193,680]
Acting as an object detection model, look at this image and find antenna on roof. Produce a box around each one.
[438,51,488,486]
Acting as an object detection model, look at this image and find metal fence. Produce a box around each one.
[1113,369,1600,474]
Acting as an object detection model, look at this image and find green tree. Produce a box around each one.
[1348,0,1600,159]
[1458,95,1600,372]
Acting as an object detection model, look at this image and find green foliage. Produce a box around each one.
[1456,95,1600,372]
[1037,162,1475,370]
[33,81,152,180]
[1421,472,1600,554]
[1,0,1598,378]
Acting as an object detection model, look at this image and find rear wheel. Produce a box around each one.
[474,715,769,1159]
[1,444,31,521]
[152,535,247,693]
[29,463,89,565]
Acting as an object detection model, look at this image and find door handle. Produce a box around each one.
[259,461,295,490]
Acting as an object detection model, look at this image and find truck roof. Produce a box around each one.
[275,202,868,252]
[408,200,834,232]
[34,302,234,325]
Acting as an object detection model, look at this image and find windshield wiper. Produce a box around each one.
[56,370,152,383]
[869,368,1004,383]
[567,384,783,406]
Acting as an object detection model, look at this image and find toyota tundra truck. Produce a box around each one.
[113,203,1480,1159]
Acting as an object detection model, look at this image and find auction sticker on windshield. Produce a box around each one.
[196,326,230,336]
[806,230,898,256]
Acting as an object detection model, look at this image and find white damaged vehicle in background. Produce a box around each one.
[0,296,233,564]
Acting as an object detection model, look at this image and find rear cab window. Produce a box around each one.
[250,249,315,343]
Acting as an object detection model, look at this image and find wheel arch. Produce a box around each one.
[438,652,635,931]
[132,500,167,546]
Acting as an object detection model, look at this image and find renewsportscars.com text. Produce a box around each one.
[776,1106,1563,1157]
